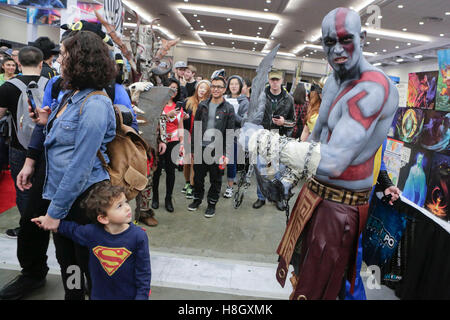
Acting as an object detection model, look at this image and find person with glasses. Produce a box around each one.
[188,76,235,218]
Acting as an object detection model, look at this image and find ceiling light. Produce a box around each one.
[257,32,261,35]
[232,47,235,49]
[402,28,407,31]
[231,42,235,44]
[395,45,399,49]
[197,19,200,22]
[184,0,188,2]
[383,49,387,52]
[407,42,411,46]
[440,33,445,37]
[127,17,131,21]
[365,22,369,26]
[303,41,307,44]
[376,38,380,41]
[270,36,274,40]
[366,41,370,45]
[446,12,450,15]
[396,58,404,62]
[229,29,232,31]
[374,62,382,66]
[419,21,424,25]
[374,52,378,55]
[397,5,404,8]
[258,27,263,30]
[211,42,214,45]
[378,16,382,19]
[227,18,231,21]
[190,27,194,30]
[201,25,204,28]
[193,14,197,17]
[266,0,271,3]
[264,8,269,12]
[414,54,423,59]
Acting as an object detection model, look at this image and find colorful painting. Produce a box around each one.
[383,138,404,186]
[397,147,432,208]
[26,7,60,26]
[393,107,425,145]
[425,153,449,222]
[420,110,450,154]
[387,107,402,138]
[436,49,450,112]
[407,71,438,109]
[7,0,66,9]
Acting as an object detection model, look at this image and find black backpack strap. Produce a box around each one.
[51,77,64,101]
[105,81,116,103]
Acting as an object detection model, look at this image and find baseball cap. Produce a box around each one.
[174,61,187,69]
[268,69,283,80]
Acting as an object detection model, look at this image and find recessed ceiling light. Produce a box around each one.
[304,41,307,44]
[201,25,204,28]
[266,0,271,3]
[395,45,399,49]
[227,18,231,21]
[197,20,200,22]
[376,38,380,41]
[440,33,445,37]
[231,42,235,44]
[446,12,450,15]
[193,14,197,17]
[383,49,387,52]
[366,41,370,45]
[396,58,404,62]
[374,52,378,55]
[264,8,268,12]
[229,28,232,31]
[233,47,235,49]
[407,42,411,46]
[402,28,407,31]
[257,32,261,35]
[127,17,131,21]
[124,27,127,30]
[258,27,263,30]
[374,62,382,66]
[414,54,423,59]
[365,22,369,26]
[270,36,274,40]
[190,27,194,30]
[184,0,188,2]
[211,42,214,45]
[397,5,404,8]
[419,21,424,25]
[254,42,258,44]
[378,16,383,19]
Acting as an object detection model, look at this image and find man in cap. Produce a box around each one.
[252,68,295,211]
[173,60,189,100]
[29,36,59,79]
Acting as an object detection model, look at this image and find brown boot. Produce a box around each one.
[139,210,158,227]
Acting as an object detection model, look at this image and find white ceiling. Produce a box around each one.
[121,0,450,66]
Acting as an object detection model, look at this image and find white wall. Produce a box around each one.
[0,7,60,45]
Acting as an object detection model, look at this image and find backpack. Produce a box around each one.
[7,77,49,149]
[52,77,116,102]
[80,91,149,200]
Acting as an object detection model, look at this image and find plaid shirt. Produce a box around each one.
[292,102,308,138]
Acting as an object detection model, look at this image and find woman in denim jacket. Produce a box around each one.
[30,31,117,300]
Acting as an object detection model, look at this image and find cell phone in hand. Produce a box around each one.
[175,101,183,111]
[26,88,38,118]
[273,115,281,119]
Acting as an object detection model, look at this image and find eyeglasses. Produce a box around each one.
[211,85,225,90]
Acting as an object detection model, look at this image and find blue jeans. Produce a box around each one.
[9,146,30,217]
[226,142,238,182]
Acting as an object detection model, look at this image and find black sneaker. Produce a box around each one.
[0,275,46,300]
[204,204,216,218]
[188,199,202,211]
[5,227,20,239]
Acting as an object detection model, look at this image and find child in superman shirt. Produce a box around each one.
[33,181,151,300]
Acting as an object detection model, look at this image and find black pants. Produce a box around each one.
[193,159,222,205]
[152,141,177,200]
[17,154,50,280]
[52,182,98,300]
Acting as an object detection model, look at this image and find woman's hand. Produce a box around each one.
[384,186,401,205]
[158,142,167,155]
[183,113,190,120]
[30,105,51,125]
[31,214,60,232]
[166,109,179,118]
[17,158,36,191]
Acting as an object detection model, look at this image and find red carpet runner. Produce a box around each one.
[0,170,16,214]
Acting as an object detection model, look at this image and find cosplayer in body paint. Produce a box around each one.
[243,8,399,300]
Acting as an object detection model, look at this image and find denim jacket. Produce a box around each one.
[43,89,116,219]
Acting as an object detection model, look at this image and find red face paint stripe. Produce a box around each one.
[335,8,354,58]
[332,153,376,181]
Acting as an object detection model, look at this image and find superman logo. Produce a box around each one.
[92,246,132,276]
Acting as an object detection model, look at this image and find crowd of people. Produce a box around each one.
[0,20,319,301]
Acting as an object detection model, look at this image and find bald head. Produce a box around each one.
[321,8,366,78]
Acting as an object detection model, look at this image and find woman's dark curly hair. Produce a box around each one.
[167,77,181,103]
[61,31,116,90]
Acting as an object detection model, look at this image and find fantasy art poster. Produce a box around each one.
[387,107,402,138]
[407,71,438,109]
[393,108,425,145]
[425,153,449,222]
[436,49,450,112]
[383,138,404,187]
[397,147,432,208]
[26,7,60,26]
[420,110,450,154]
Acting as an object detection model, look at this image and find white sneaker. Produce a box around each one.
[223,187,233,198]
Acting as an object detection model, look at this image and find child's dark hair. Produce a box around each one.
[81,181,126,225]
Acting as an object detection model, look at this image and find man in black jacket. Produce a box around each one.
[253,69,295,210]
[188,76,235,218]
[29,37,59,79]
